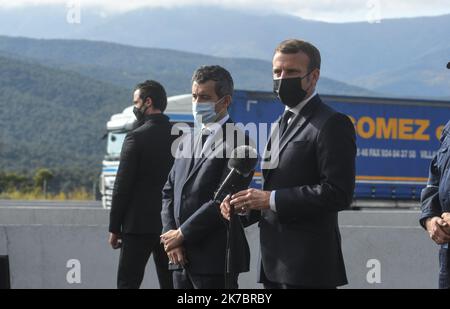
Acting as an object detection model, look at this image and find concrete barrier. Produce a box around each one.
[0,207,440,289]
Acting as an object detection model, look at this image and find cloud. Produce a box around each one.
[0,0,449,22]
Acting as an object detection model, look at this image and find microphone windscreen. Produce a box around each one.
[228,146,258,176]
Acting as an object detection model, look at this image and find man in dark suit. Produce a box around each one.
[221,39,356,289]
[109,80,174,289]
[160,65,252,289]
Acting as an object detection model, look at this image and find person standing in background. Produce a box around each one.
[109,80,174,289]
[421,120,450,289]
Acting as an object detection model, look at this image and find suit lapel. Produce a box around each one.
[184,156,208,186]
[278,110,311,154]
[262,115,282,180]
[177,133,196,190]
[263,95,320,183]
[182,118,232,187]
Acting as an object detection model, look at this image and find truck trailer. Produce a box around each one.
[100,91,450,208]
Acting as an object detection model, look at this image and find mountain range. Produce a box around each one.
[0,6,448,189]
[0,6,449,98]
[0,36,374,181]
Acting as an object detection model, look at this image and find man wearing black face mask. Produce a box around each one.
[133,98,149,125]
[221,39,356,289]
[109,80,175,289]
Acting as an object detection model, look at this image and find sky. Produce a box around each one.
[0,0,450,23]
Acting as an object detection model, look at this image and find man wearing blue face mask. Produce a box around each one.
[192,92,226,124]
[160,65,253,289]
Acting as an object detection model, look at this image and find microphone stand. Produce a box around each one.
[224,186,237,289]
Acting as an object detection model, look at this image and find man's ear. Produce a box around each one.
[312,69,320,85]
[223,95,232,108]
[145,97,153,108]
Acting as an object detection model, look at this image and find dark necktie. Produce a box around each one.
[280,110,294,136]
[188,129,211,174]
[201,130,210,148]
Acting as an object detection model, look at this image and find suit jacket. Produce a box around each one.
[420,120,450,227]
[109,114,175,234]
[161,118,252,275]
[260,94,356,287]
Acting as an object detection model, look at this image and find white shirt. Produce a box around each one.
[195,114,230,156]
[269,91,318,212]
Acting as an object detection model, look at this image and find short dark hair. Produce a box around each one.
[191,65,234,98]
[134,80,167,112]
[275,39,321,71]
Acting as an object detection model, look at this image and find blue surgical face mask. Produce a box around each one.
[192,98,224,125]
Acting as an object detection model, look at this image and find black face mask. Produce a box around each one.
[273,72,312,108]
[133,104,148,125]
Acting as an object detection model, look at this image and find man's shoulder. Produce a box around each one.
[315,95,337,116]
[310,96,338,122]
[133,118,172,137]
[128,125,147,143]
[313,96,353,132]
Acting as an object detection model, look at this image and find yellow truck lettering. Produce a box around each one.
[351,116,432,141]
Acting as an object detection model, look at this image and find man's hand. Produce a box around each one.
[230,188,271,211]
[441,212,450,223]
[220,194,248,221]
[167,246,188,266]
[426,216,450,245]
[441,212,450,233]
[109,233,122,250]
[160,229,184,252]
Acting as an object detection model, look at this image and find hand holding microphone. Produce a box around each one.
[214,145,258,204]
[220,195,245,221]
[230,188,272,212]
[217,145,265,220]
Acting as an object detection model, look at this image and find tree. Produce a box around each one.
[0,172,29,193]
[34,168,53,196]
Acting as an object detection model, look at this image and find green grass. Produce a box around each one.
[0,188,94,201]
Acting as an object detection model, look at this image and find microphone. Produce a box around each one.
[447,62,450,69]
[213,145,258,203]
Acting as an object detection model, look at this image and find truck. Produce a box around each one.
[99,94,192,208]
[100,90,450,208]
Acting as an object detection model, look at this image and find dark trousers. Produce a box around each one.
[117,233,173,289]
[260,264,335,289]
[173,268,238,289]
[263,280,336,289]
[439,246,450,289]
